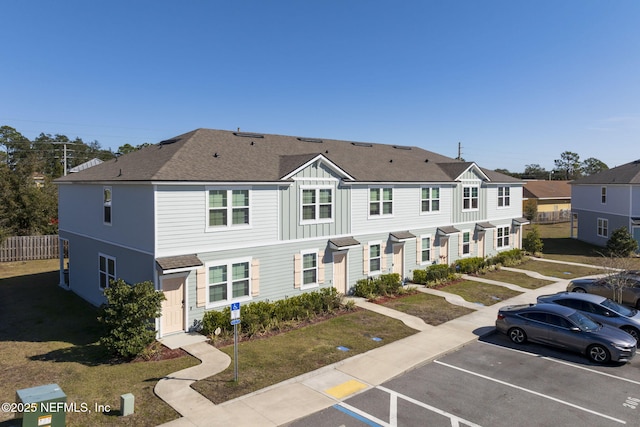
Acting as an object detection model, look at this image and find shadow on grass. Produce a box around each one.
[541,237,602,256]
[0,270,112,366]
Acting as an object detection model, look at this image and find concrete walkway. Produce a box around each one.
[155,260,580,427]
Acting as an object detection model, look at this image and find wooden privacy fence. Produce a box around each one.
[0,235,68,262]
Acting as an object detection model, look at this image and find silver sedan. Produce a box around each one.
[495,303,637,363]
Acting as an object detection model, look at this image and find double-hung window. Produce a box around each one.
[208,260,251,305]
[462,232,471,255]
[421,187,440,213]
[370,187,393,216]
[421,236,431,263]
[302,251,318,287]
[301,187,333,223]
[369,244,382,273]
[463,186,479,210]
[601,187,607,204]
[208,189,250,229]
[497,226,510,248]
[103,187,112,225]
[99,254,116,290]
[498,186,510,207]
[597,218,608,238]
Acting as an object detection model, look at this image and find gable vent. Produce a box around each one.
[297,137,323,143]
[393,145,412,150]
[351,142,373,148]
[233,132,264,138]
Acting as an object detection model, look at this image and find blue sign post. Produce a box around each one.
[230,302,240,381]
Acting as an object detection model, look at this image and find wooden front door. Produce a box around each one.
[333,252,347,294]
[162,276,185,335]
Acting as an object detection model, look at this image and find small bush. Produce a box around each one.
[412,269,428,285]
[523,226,544,255]
[425,264,454,282]
[352,273,403,299]
[606,227,638,257]
[490,248,524,267]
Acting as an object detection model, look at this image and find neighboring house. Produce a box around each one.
[571,160,640,248]
[522,180,571,222]
[55,129,527,337]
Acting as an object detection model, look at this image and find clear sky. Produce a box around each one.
[2,1,638,172]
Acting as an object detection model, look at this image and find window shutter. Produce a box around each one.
[363,245,369,275]
[196,267,206,307]
[318,251,325,284]
[416,237,422,263]
[458,232,463,256]
[493,228,498,250]
[251,259,260,296]
[294,254,301,289]
[381,243,387,272]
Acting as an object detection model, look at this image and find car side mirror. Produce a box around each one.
[570,327,581,332]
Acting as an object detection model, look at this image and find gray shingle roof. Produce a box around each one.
[571,160,640,185]
[55,129,521,184]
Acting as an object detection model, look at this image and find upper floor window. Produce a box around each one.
[99,254,116,290]
[421,187,440,213]
[103,187,112,224]
[301,187,333,223]
[463,186,479,210]
[498,186,510,207]
[597,218,608,238]
[601,187,607,204]
[497,226,510,248]
[370,188,393,216]
[369,243,382,274]
[208,189,250,229]
[208,260,251,306]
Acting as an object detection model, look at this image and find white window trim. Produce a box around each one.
[103,186,112,226]
[601,186,607,205]
[497,186,511,209]
[420,186,441,215]
[300,249,320,290]
[462,185,480,212]
[205,187,252,232]
[205,257,253,309]
[368,186,394,219]
[497,226,510,249]
[597,218,608,238]
[300,185,334,225]
[368,240,383,275]
[461,230,471,256]
[420,234,432,265]
[98,253,116,290]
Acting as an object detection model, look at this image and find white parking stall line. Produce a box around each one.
[377,386,483,427]
[480,341,640,385]
[336,402,390,427]
[434,360,627,424]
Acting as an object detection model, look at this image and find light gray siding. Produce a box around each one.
[155,185,279,256]
[58,184,154,252]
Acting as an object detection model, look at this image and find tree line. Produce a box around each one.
[0,124,610,241]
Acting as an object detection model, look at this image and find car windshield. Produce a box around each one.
[567,311,600,332]
[601,298,637,317]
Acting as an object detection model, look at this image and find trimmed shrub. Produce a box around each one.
[455,257,486,274]
[352,273,403,298]
[425,264,454,282]
[412,269,428,285]
[490,248,524,266]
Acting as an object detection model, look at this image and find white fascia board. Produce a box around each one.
[280,154,355,181]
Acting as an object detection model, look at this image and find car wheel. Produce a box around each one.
[508,327,527,344]
[572,288,586,293]
[621,327,640,341]
[587,344,610,363]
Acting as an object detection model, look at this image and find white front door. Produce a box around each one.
[333,252,347,294]
[392,244,404,278]
[161,276,185,335]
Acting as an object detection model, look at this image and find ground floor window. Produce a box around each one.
[421,237,431,263]
[207,260,251,305]
[99,254,116,290]
[497,226,510,248]
[597,218,608,238]
[369,243,382,274]
[462,232,471,255]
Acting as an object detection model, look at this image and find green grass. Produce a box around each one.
[380,293,474,325]
[0,260,198,427]
[192,310,415,403]
[474,269,555,289]
[514,258,602,279]
[438,280,522,306]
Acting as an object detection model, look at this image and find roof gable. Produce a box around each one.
[571,160,640,185]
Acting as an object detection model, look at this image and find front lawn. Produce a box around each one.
[437,280,522,306]
[379,293,474,325]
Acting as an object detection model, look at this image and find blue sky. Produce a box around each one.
[2,1,638,172]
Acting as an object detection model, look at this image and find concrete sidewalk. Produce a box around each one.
[156,264,579,427]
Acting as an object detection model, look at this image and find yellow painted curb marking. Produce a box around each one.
[325,379,368,399]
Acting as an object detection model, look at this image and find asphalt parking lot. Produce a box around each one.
[287,332,640,427]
